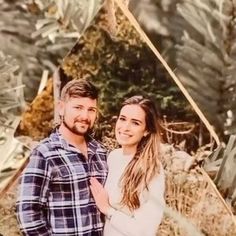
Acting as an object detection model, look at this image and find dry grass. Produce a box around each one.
[157,145,236,236]
[0,188,20,236]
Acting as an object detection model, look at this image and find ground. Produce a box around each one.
[0,187,21,236]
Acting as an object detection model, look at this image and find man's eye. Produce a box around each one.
[88,108,96,113]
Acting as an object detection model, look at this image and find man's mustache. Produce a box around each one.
[74,118,90,125]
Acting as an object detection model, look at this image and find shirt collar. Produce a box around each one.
[49,128,102,155]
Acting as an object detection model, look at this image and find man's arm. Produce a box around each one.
[16,148,52,236]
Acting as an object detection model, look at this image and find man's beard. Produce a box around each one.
[62,117,92,136]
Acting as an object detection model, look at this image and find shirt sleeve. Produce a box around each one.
[108,166,165,236]
[16,148,52,236]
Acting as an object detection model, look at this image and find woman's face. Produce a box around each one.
[115,104,147,149]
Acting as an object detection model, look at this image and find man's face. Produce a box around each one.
[59,96,97,136]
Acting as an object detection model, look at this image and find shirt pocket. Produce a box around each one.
[50,164,88,200]
[54,164,87,180]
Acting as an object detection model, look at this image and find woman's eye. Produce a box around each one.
[133,122,139,126]
[119,117,125,121]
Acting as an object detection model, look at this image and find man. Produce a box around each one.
[16,79,108,236]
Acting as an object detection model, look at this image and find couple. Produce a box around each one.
[16,79,165,236]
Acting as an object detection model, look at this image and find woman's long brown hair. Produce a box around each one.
[119,96,162,211]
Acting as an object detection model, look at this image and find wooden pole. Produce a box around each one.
[0,158,29,200]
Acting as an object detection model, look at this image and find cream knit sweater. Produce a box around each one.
[104,148,165,236]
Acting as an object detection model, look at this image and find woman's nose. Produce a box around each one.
[121,121,130,130]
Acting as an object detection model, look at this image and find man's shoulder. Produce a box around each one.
[32,132,60,157]
[89,137,107,153]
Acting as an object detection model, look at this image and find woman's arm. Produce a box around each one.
[90,166,165,236]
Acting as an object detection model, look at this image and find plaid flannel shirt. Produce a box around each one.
[16,129,108,236]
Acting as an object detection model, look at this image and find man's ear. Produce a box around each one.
[96,109,100,121]
[57,100,65,117]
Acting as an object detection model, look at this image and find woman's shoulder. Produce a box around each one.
[108,148,123,157]
[107,148,122,164]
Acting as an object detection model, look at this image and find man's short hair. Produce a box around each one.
[60,79,99,101]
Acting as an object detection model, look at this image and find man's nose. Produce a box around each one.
[80,109,89,119]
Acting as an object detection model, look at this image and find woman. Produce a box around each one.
[90,95,165,236]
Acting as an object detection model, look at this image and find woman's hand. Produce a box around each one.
[90,177,110,215]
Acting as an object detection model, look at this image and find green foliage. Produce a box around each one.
[60,8,200,148]
[63,28,194,124]
[174,0,236,138]
[204,135,236,210]
[0,51,24,127]
[30,0,103,42]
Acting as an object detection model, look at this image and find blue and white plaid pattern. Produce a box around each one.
[16,129,108,236]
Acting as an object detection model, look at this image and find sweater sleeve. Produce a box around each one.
[16,148,52,236]
[108,166,165,236]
